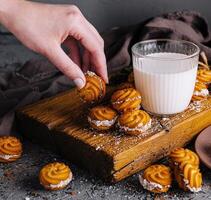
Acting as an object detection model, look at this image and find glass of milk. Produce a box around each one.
[132,39,200,116]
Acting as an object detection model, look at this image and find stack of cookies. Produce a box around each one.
[170,148,202,192]
[139,148,202,193]
[78,71,152,136]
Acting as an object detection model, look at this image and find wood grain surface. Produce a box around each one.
[16,88,211,182]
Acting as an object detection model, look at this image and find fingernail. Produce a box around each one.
[105,74,109,84]
[105,77,109,84]
[73,78,85,89]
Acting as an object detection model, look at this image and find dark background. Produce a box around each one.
[33,0,211,32]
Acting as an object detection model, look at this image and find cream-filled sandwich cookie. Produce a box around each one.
[39,162,73,191]
[88,106,118,130]
[192,81,209,102]
[117,110,151,135]
[0,136,22,163]
[78,71,106,103]
[111,88,142,112]
[139,164,172,193]
[174,163,202,192]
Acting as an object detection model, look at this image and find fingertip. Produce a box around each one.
[100,66,109,84]
[73,77,86,89]
[46,44,86,89]
[101,70,109,84]
[91,56,108,83]
[96,67,109,84]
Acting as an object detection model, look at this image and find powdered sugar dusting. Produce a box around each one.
[183,178,202,193]
[118,119,152,133]
[0,154,19,160]
[44,174,72,189]
[139,174,170,191]
[88,116,117,127]
[193,89,209,97]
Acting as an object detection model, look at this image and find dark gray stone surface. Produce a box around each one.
[1,141,211,200]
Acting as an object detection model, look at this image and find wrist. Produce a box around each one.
[0,0,25,25]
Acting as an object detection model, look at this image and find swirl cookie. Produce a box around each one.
[117,110,151,135]
[0,136,22,163]
[39,162,73,191]
[111,88,142,112]
[174,163,202,192]
[192,81,209,102]
[88,106,118,130]
[197,69,211,84]
[78,71,106,103]
[139,164,172,193]
[169,148,199,169]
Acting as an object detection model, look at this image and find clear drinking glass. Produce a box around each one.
[132,39,200,116]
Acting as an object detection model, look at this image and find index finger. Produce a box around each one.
[69,17,108,83]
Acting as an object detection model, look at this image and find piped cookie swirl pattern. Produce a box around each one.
[197,69,211,84]
[170,148,199,169]
[0,136,22,162]
[88,106,118,130]
[39,162,72,190]
[174,163,202,192]
[139,164,172,193]
[118,110,151,135]
[111,88,142,112]
[78,71,106,103]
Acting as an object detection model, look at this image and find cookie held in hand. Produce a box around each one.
[0,136,22,163]
[111,88,142,112]
[139,164,172,193]
[117,110,151,135]
[88,106,118,130]
[78,71,106,103]
[39,162,73,191]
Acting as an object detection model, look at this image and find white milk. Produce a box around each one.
[133,52,198,115]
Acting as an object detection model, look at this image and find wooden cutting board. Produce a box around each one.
[16,87,211,182]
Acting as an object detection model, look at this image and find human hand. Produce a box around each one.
[0,0,108,88]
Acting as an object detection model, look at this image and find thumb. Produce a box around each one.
[46,44,85,89]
